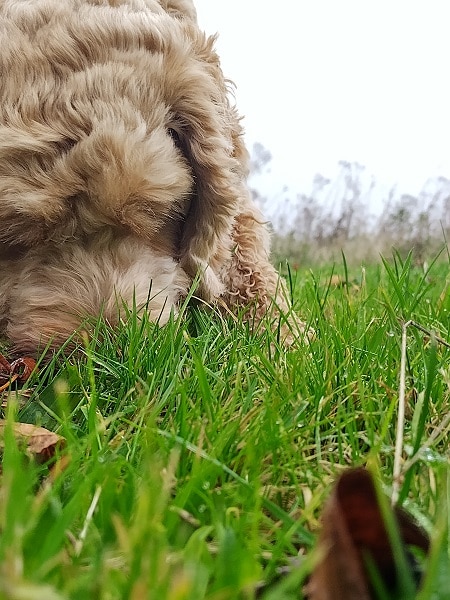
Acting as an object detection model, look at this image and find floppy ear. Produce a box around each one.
[167,43,249,302]
[177,110,248,302]
[180,140,245,302]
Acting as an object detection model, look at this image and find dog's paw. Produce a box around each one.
[196,265,225,303]
[181,257,224,303]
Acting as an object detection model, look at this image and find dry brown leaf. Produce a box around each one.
[306,468,429,600]
[1,388,35,409]
[10,356,37,381]
[0,420,65,463]
[0,353,37,394]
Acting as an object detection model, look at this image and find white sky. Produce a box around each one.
[195,1,450,198]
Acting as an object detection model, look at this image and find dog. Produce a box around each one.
[0,0,307,354]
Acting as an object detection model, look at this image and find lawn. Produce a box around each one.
[0,250,449,599]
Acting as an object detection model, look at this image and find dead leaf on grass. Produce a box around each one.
[306,468,430,599]
[0,420,65,463]
[0,353,37,393]
[1,388,35,409]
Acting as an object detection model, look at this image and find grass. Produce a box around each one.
[0,249,449,599]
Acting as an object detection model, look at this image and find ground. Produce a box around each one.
[0,251,449,599]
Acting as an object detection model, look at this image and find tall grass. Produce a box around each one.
[0,251,449,599]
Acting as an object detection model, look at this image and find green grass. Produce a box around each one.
[0,250,449,599]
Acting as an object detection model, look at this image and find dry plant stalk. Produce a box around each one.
[392,318,449,503]
[392,319,411,505]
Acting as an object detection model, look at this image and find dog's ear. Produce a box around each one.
[167,42,250,302]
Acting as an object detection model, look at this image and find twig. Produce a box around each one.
[0,374,19,393]
[402,319,450,349]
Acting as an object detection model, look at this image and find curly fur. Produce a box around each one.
[0,0,307,354]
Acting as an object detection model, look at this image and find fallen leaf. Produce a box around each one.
[306,468,429,599]
[10,356,37,382]
[0,352,37,393]
[1,388,35,409]
[0,420,65,463]
[0,352,11,374]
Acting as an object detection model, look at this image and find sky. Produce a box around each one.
[194,1,450,200]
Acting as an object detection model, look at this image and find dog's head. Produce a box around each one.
[0,0,250,350]
[0,0,250,349]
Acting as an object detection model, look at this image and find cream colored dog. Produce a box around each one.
[0,0,305,354]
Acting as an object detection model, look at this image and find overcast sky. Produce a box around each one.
[194,1,450,198]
